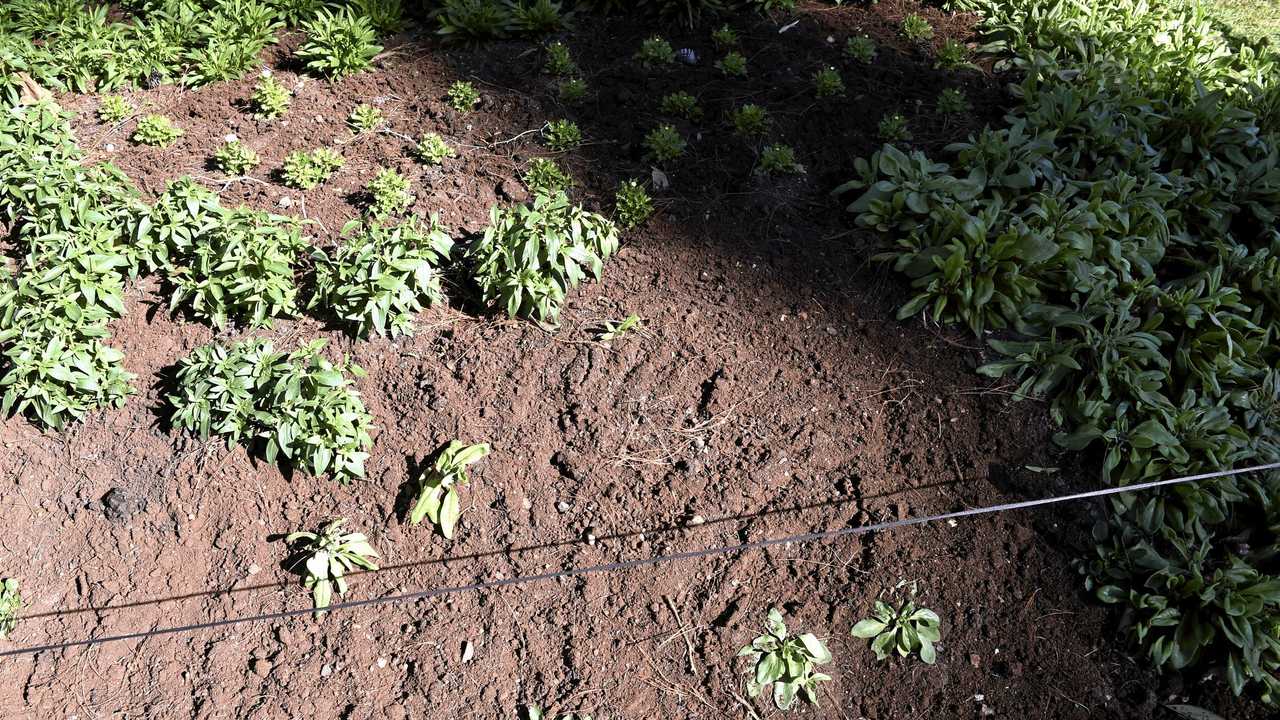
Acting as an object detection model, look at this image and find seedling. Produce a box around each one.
[131,114,183,147]
[877,112,911,142]
[660,91,702,121]
[851,597,942,664]
[250,75,291,119]
[544,41,576,76]
[712,24,738,48]
[844,35,876,63]
[901,13,934,42]
[434,0,515,41]
[0,579,20,639]
[286,518,379,613]
[558,78,587,104]
[935,39,972,70]
[366,167,413,217]
[543,119,583,151]
[348,103,384,134]
[737,608,832,710]
[512,0,572,35]
[937,88,971,115]
[644,124,686,163]
[523,158,573,194]
[282,147,345,189]
[415,132,456,165]
[297,7,383,78]
[409,441,491,538]
[98,94,132,124]
[597,314,642,341]
[614,180,653,229]
[213,139,261,176]
[635,36,675,68]
[716,51,748,77]
[757,144,804,175]
[813,67,845,99]
[447,80,481,112]
[731,104,770,137]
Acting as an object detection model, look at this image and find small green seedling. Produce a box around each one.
[757,144,804,175]
[716,51,748,77]
[937,87,971,115]
[614,180,653,229]
[712,24,738,48]
[282,147,345,189]
[213,139,261,175]
[543,119,583,151]
[286,518,380,614]
[558,78,587,104]
[660,91,702,120]
[544,41,576,76]
[845,35,876,63]
[410,441,491,539]
[737,608,833,710]
[877,112,911,142]
[597,314,641,341]
[0,579,20,639]
[98,94,133,124]
[851,597,942,664]
[415,132,456,165]
[447,81,481,112]
[731,104,770,137]
[348,103,384,134]
[251,75,291,119]
[132,114,183,146]
[644,124,686,163]
[813,67,845,99]
[902,13,934,42]
[367,168,413,216]
[935,38,972,70]
[523,158,573,194]
[635,36,675,68]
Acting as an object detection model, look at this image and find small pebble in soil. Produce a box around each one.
[321,664,333,677]
[556,501,570,513]
[247,564,261,576]
[688,515,706,526]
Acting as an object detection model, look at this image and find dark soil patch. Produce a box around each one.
[0,3,1264,719]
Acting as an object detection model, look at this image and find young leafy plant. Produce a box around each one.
[0,579,20,639]
[213,139,261,176]
[937,87,971,115]
[250,75,291,119]
[845,35,876,63]
[877,112,911,141]
[282,147,345,189]
[467,191,619,327]
[731,104,770,137]
[297,7,382,78]
[409,440,491,538]
[98,94,132,124]
[813,67,845,99]
[644,124,686,163]
[558,77,587,104]
[415,132,456,165]
[543,119,582,151]
[935,38,972,70]
[366,167,413,217]
[131,114,183,146]
[348,103,384,134]
[286,518,379,613]
[447,80,481,112]
[711,23,738,48]
[597,313,642,341]
[716,51,748,77]
[615,180,653,229]
[736,608,833,710]
[901,13,934,42]
[544,41,576,76]
[434,0,515,42]
[660,91,702,121]
[523,158,573,194]
[757,144,804,175]
[311,215,453,338]
[851,597,942,664]
[635,36,675,68]
[512,0,573,35]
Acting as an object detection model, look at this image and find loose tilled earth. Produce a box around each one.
[0,3,1267,719]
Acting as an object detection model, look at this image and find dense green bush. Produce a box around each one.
[840,0,1280,703]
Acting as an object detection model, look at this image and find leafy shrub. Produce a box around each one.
[348,103,384,134]
[543,119,583,151]
[311,215,453,338]
[757,144,803,175]
[348,0,405,34]
[711,23,738,48]
[813,67,845,99]
[169,338,373,482]
[660,91,702,120]
[366,167,413,217]
[937,87,970,115]
[250,75,292,119]
[467,191,619,327]
[98,94,132,124]
[851,597,942,664]
[715,50,747,77]
[523,158,573,194]
[843,36,875,64]
[644,124,686,163]
[558,77,587,104]
[447,80,481,112]
[876,112,910,141]
[736,608,832,710]
[901,13,933,42]
[635,36,675,68]
[0,579,19,639]
[139,179,307,328]
[286,518,379,612]
[730,103,770,137]
[544,41,576,75]
[934,38,972,70]
[297,7,382,78]
[434,0,514,42]
[281,147,345,189]
[614,180,653,229]
[511,0,573,35]
[409,440,490,537]
[213,139,261,175]
[415,132,456,165]
[131,114,183,146]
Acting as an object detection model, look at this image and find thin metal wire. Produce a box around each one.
[2,461,1276,659]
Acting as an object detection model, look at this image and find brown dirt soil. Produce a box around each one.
[0,2,1266,719]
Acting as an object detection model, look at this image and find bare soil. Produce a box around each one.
[0,2,1265,718]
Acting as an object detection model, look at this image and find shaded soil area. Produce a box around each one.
[0,2,1265,718]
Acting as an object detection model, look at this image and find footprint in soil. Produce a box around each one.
[88,487,148,523]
